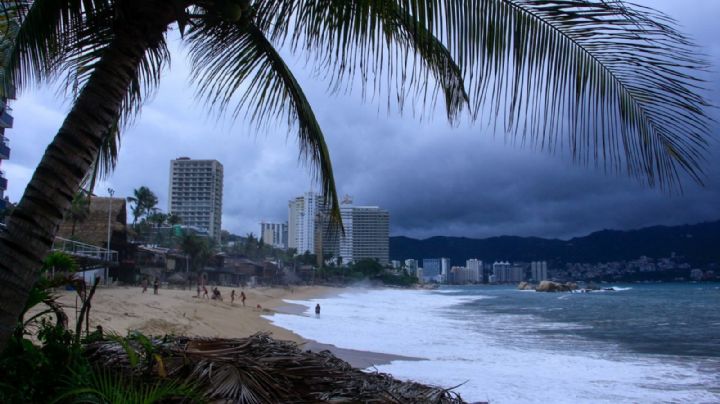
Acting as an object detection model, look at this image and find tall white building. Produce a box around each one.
[168,157,224,243]
[288,192,325,254]
[260,222,288,249]
[531,261,548,281]
[441,258,452,281]
[466,259,483,283]
[492,261,513,283]
[338,204,389,265]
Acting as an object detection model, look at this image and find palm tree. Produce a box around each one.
[0,0,712,352]
[180,233,212,271]
[126,186,159,225]
[147,210,168,228]
[167,213,182,226]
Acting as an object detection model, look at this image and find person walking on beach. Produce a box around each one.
[141,278,148,293]
[240,291,246,307]
[231,290,236,305]
[202,285,209,299]
[153,278,159,295]
[315,303,321,317]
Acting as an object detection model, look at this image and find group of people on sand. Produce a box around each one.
[141,277,160,295]
[191,283,246,306]
[139,279,319,316]
[229,290,246,306]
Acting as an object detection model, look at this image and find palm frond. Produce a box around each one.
[0,0,111,92]
[394,0,711,188]
[68,6,170,189]
[84,333,464,403]
[3,0,170,190]
[255,0,469,122]
[52,368,201,404]
[186,14,342,226]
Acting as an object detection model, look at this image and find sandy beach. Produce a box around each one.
[42,284,418,368]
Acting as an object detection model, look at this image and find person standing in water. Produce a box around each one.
[315,303,321,317]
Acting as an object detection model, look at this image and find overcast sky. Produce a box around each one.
[3,0,719,240]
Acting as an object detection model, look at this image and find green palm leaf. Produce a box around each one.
[393,0,711,188]
[255,0,469,121]
[2,0,171,189]
[186,13,343,224]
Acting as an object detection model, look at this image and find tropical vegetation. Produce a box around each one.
[316,258,418,286]
[0,0,712,357]
[0,250,460,403]
[127,186,159,225]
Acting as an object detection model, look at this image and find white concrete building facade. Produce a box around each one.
[531,261,548,281]
[288,192,326,254]
[338,205,390,265]
[260,222,288,249]
[168,157,223,243]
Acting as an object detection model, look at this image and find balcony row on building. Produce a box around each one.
[0,87,15,214]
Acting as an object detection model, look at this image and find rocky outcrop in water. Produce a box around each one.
[535,281,578,292]
[517,282,535,290]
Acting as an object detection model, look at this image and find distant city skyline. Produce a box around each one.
[3,1,719,240]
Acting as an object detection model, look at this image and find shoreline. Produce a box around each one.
[267,292,423,368]
[38,284,421,369]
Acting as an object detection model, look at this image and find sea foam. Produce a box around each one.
[265,288,719,403]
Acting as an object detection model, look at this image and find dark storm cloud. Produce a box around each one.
[5,0,719,240]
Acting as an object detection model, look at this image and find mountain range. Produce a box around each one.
[390,220,720,265]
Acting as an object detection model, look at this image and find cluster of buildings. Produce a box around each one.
[167,158,390,266]
[400,258,549,284]
[555,255,716,282]
[262,192,390,265]
[399,253,716,284]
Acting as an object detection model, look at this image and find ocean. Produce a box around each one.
[265,284,720,403]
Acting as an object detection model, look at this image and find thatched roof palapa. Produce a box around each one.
[57,196,128,248]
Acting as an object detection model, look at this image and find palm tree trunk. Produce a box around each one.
[0,1,177,351]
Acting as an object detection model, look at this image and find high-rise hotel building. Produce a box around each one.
[260,222,288,249]
[288,192,389,264]
[338,204,389,265]
[287,192,325,254]
[168,157,224,243]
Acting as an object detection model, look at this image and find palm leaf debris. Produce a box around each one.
[84,332,465,403]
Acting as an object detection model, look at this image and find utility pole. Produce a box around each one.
[106,188,114,286]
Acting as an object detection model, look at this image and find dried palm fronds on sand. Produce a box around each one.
[84,332,466,403]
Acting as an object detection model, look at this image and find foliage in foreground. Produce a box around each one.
[0,251,201,403]
[83,332,464,403]
[0,252,457,403]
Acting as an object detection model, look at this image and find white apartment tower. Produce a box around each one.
[288,192,323,254]
[338,204,389,265]
[168,157,224,243]
[466,259,483,283]
[531,261,548,281]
